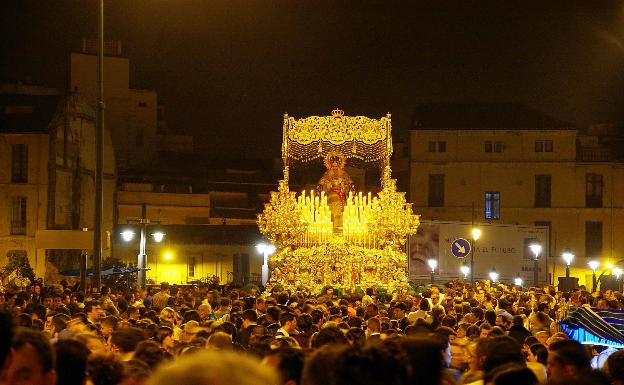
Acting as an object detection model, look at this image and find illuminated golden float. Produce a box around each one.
[258,109,419,293]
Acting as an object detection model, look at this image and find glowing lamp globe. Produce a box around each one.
[489,268,499,283]
[562,251,574,266]
[121,230,135,242]
[588,260,600,272]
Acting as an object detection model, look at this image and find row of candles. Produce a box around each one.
[343,191,380,248]
[296,190,333,244]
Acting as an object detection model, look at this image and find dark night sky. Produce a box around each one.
[2,1,624,158]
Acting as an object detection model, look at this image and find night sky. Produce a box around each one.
[3,1,624,158]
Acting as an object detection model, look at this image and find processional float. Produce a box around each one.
[258,109,420,293]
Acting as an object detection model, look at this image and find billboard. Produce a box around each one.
[408,220,549,284]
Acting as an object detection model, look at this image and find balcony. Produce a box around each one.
[578,148,611,162]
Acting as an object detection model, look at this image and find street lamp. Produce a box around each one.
[514,274,523,287]
[120,225,164,287]
[613,267,622,280]
[121,230,135,242]
[428,258,438,284]
[256,243,276,287]
[489,267,499,283]
[562,250,574,278]
[529,243,542,287]
[470,228,481,285]
[588,260,600,292]
[460,264,470,280]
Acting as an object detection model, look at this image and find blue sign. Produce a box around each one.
[451,238,471,258]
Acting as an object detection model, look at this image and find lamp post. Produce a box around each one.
[121,227,164,287]
[92,0,106,292]
[588,260,600,292]
[428,258,438,284]
[489,267,499,284]
[470,228,481,285]
[514,274,523,288]
[256,243,276,287]
[562,250,574,278]
[460,263,470,280]
[529,243,542,287]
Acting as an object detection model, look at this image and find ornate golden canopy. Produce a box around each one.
[259,109,419,294]
[282,109,393,180]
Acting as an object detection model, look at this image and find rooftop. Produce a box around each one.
[411,103,573,130]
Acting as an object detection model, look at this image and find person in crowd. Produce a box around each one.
[547,339,592,380]
[54,339,90,385]
[5,328,57,385]
[150,350,277,385]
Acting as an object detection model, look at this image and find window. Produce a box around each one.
[585,221,602,259]
[586,173,603,208]
[484,192,500,220]
[138,101,147,107]
[535,140,553,152]
[485,141,502,153]
[11,144,28,183]
[11,197,27,235]
[535,175,551,208]
[188,256,196,277]
[428,174,445,207]
[428,141,446,152]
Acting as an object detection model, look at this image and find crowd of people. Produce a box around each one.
[0,279,623,385]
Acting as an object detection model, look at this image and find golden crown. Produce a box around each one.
[331,108,344,118]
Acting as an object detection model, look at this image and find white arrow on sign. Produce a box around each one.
[454,242,466,254]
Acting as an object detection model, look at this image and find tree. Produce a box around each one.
[101,257,137,291]
[2,252,35,287]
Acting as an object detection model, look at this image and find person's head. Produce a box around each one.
[332,343,409,385]
[607,350,624,385]
[0,309,14,373]
[393,303,407,319]
[419,298,430,311]
[206,332,232,350]
[528,343,548,365]
[87,353,124,385]
[159,307,177,325]
[311,326,348,349]
[262,347,305,385]
[279,313,297,332]
[150,350,277,385]
[482,336,524,373]
[197,304,212,320]
[84,301,103,322]
[479,322,492,338]
[6,328,57,385]
[100,316,119,339]
[535,330,550,346]
[484,363,538,385]
[110,327,147,354]
[133,340,168,369]
[547,339,591,379]
[242,309,258,327]
[54,339,90,385]
[153,326,174,349]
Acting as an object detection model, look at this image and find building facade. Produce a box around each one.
[408,104,624,288]
[0,83,116,279]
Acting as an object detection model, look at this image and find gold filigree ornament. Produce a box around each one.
[370,179,420,249]
[257,180,306,247]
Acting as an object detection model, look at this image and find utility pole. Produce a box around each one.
[93,0,105,292]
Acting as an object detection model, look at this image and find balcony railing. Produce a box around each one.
[579,148,611,162]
